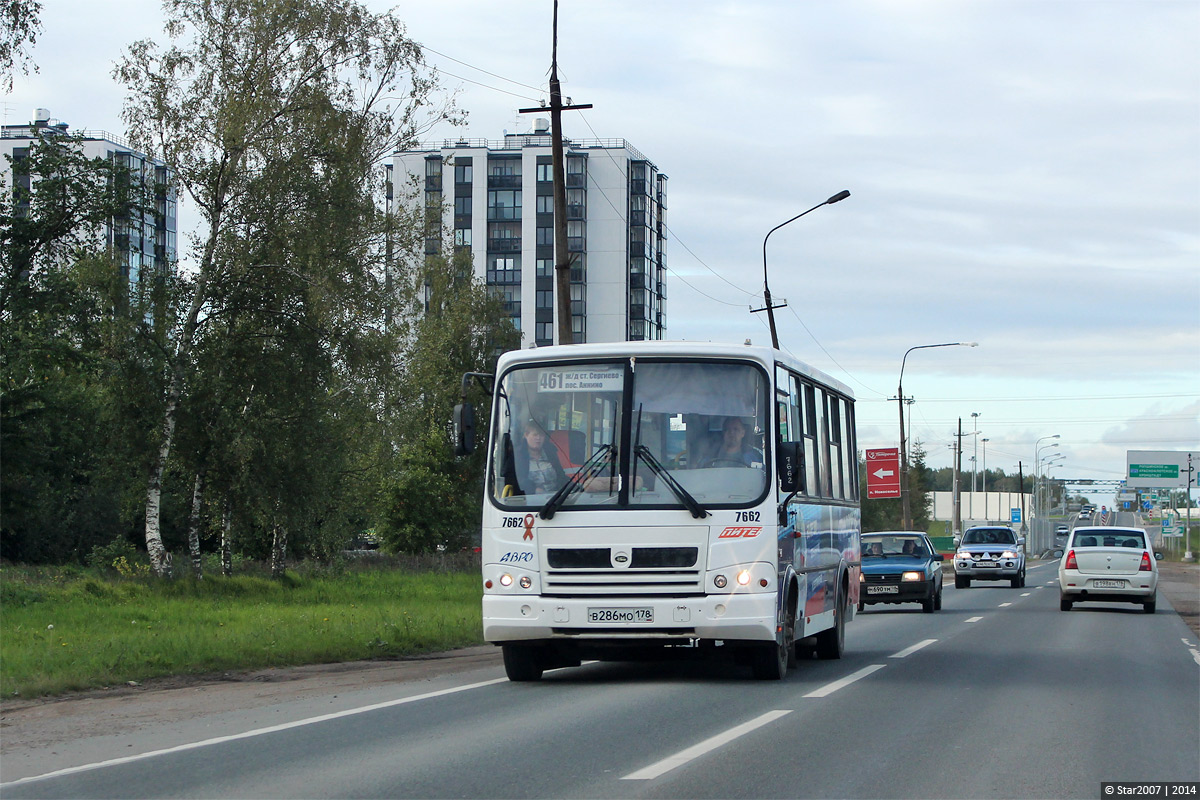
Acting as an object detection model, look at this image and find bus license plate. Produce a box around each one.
[1093,580,1125,589]
[866,585,899,594]
[588,607,653,623]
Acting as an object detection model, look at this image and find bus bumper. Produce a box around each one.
[483,593,778,644]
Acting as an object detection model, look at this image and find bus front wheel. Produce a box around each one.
[815,584,845,660]
[502,644,545,682]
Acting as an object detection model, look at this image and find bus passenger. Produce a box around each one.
[505,420,567,495]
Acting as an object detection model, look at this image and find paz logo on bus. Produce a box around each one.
[719,526,762,539]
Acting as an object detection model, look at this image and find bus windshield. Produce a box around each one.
[490,358,769,511]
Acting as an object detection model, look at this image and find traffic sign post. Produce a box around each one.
[866,448,901,499]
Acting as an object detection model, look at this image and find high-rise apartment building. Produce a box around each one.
[2,108,177,287]
[390,120,667,345]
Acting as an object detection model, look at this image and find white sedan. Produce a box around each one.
[1058,526,1160,613]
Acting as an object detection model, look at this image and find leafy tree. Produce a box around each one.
[376,244,518,554]
[113,0,461,575]
[1,134,170,563]
[0,0,41,91]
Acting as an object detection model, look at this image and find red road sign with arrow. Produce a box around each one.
[866,448,901,499]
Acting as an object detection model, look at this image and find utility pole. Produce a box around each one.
[519,0,591,345]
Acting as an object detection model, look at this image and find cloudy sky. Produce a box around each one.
[8,0,1199,502]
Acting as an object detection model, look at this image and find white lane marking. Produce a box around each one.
[622,710,792,780]
[999,603,1012,608]
[1,677,508,788]
[1184,638,1200,667]
[1021,593,1032,597]
[965,616,983,623]
[803,664,887,698]
[890,639,937,659]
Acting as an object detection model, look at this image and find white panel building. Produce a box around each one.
[1,109,177,286]
[390,120,667,345]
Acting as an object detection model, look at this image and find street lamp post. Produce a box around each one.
[896,342,979,530]
[970,412,981,520]
[981,437,989,519]
[759,190,850,350]
[1033,435,1061,518]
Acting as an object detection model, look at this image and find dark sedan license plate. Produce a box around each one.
[866,585,899,594]
[588,607,653,623]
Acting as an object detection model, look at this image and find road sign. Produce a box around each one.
[865,448,901,499]
[1130,464,1179,479]
[1010,508,1021,524]
[1126,450,1199,489]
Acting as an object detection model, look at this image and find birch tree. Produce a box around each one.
[114,0,459,575]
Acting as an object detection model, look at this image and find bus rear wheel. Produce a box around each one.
[502,644,545,682]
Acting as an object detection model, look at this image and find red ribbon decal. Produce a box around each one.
[523,513,535,541]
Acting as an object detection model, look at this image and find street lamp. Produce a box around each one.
[1040,453,1065,517]
[896,341,979,530]
[1034,434,1061,517]
[760,190,850,350]
[981,437,990,519]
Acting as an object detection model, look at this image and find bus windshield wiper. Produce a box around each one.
[635,445,708,519]
[540,443,614,520]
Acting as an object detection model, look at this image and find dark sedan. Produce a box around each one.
[858,531,944,613]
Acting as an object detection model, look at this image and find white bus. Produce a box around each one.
[454,340,861,681]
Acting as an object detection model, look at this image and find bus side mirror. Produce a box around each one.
[777,441,804,493]
[453,402,475,456]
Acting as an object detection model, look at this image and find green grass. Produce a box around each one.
[0,564,484,700]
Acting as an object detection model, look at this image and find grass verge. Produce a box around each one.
[0,563,483,700]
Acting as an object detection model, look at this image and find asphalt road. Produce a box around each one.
[4,559,1197,799]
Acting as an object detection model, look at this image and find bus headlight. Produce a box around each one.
[736,570,752,586]
[714,574,728,589]
[499,573,513,587]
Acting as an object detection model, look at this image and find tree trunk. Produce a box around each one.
[142,193,227,578]
[187,470,206,578]
[220,500,233,577]
[270,522,288,579]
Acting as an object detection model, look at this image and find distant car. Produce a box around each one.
[1059,526,1159,613]
[1079,509,1092,520]
[858,532,944,613]
[1055,524,1070,537]
[954,525,1026,588]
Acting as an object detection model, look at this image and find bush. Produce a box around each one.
[85,537,146,574]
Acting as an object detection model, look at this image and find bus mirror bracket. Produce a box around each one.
[777,441,804,493]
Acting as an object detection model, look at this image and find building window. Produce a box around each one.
[536,163,553,182]
[455,163,472,184]
[536,194,554,214]
[536,289,553,309]
[487,255,521,285]
[536,258,553,277]
[536,227,553,246]
[536,322,553,343]
[454,228,472,246]
[487,190,521,220]
[454,196,472,215]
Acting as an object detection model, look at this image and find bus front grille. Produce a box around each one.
[542,568,703,596]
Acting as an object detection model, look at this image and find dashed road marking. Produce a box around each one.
[999,603,1012,608]
[803,664,888,698]
[965,616,983,623]
[622,710,792,780]
[890,639,937,658]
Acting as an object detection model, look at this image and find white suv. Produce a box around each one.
[954,526,1026,588]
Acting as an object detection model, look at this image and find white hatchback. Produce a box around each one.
[1058,526,1159,613]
